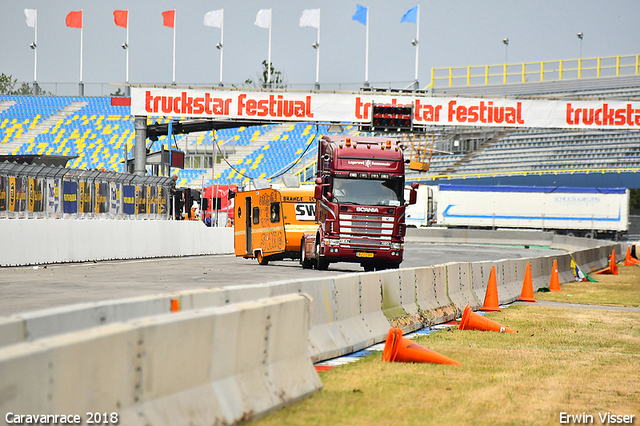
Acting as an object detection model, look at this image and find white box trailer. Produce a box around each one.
[406,184,629,238]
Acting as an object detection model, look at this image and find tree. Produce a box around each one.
[0,73,32,95]
[245,60,286,89]
[110,88,125,97]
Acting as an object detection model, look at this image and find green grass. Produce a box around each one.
[537,265,640,307]
[254,268,640,426]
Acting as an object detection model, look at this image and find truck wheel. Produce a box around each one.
[256,251,269,265]
[315,241,329,270]
[301,240,313,269]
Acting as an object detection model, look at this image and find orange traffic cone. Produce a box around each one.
[170,299,180,312]
[549,259,561,292]
[480,265,501,312]
[595,249,619,275]
[459,305,517,334]
[382,328,461,366]
[518,262,536,302]
[624,247,640,267]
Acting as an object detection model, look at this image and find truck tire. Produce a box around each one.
[256,251,269,265]
[315,241,329,270]
[301,240,313,269]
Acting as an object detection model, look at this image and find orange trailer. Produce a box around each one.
[233,185,317,265]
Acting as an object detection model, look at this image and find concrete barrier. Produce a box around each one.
[406,227,555,247]
[0,220,233,267]
[414,265,456,324]
[356,273,391,348]
[470,260,493,305]
[445,262,481,310]
[378,269,421,331]
[0,294,321,426]
[267,277,353,362]
[496,259,522,304]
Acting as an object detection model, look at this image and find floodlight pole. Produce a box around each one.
[219,8,224,86]
[315,8,321,90]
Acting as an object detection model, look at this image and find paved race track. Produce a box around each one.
[0,242,560,316]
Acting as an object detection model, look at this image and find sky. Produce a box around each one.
[1,0,639,96]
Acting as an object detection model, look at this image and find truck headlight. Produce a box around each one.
[390,242,402,250]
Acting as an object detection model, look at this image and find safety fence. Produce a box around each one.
[430,53,640,88]
[0,161,172,220]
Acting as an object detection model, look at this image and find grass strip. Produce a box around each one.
[254,267,640,426]
[537,265,640,307]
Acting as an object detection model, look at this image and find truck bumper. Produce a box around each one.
[322,245,403,264]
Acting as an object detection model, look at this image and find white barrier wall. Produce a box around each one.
[0,294,321,426]
[0,220,233,266]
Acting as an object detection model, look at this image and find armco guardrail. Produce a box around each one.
[0,294,321,426]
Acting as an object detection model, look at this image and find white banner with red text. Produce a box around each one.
[131,87,640,129]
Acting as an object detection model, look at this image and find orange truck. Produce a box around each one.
[232,185,317,265]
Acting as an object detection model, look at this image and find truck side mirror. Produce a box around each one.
[314,184,323,201]
[409,182,418,205]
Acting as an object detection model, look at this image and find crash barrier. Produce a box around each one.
[1,238,623,358]
[406,227,623,250]
[0,220,233,266]
[0,240,624,424]
[406,227,556,246]
[0,294,322,426]
[0,161,172,220]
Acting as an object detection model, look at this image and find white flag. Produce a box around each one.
[254,9,271,29]
[24,9,36,28]
[299,9,320,28]
[204,9,223,28]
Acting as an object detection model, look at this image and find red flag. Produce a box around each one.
[162,10,175,28]
[66,10,82,28]
[114,10,128,28]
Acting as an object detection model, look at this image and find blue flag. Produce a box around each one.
[352,4,367,25]
[400,6,418,24]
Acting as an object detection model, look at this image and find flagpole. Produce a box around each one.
[364,5,369,87]
[219,8,224,86]
[126,9,130,89]
[33,9,38,94]
[172,9,176,85]
[79,9,84,96]
[267,7,272,87]
[315,8,320,90]
[414,4,420,89]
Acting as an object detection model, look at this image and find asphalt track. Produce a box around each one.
[0,242,560,316]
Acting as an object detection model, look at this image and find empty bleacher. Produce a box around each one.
[452,129,640,175]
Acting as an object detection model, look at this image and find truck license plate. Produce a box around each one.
[356,252,374,258]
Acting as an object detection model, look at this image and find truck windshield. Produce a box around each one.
[332,177,404,206]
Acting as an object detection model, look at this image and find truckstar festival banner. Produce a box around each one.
[131,87,640,130]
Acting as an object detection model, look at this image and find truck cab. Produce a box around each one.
[302,135,417,271]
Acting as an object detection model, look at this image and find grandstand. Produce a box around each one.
[0,95,359,189]
[1,52,640,192]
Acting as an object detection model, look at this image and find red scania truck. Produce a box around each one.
[301,135,417,271]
